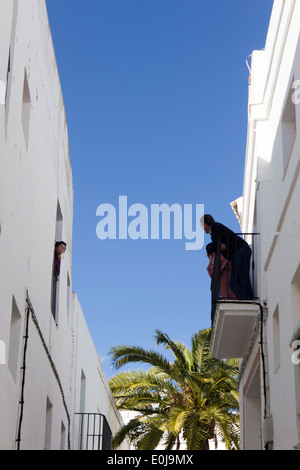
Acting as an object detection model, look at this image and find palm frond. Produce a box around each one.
[111,418,143,449]
[109,328,240,450]
[135,424,164,450]
[109,344,175,377]
[154,330,191,368]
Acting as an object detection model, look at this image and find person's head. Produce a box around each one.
[55,241,67,256]
[206,243,215,258]
[200,214,215,233]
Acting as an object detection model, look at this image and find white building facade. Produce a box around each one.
[0,0,128,450]
[210,0,300,450]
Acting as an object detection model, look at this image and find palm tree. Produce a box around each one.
[109,328,239,450]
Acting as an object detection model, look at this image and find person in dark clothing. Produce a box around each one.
[54,241,66,279]
[206,243,235,299]
[201,214,253,299]
[52,241,67,318]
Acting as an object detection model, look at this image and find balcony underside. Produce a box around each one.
[210,302,260,359]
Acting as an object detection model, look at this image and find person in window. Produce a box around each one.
[54,241,66,280]
[201,214,253,299]
[206,243,235,299]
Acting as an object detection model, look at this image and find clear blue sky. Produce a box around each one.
[46,0,273,377]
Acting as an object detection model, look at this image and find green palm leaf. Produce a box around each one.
[109,328,240,450]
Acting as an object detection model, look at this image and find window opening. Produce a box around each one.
[44,397,53,450]
[51,202,66,323]
[282,79,297,176]
[21,69,31,148]
[272,306,280,372]
[8,297,21,381]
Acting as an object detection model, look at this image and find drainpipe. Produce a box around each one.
[16,292,71,450]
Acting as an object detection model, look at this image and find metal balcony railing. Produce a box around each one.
[76,413,112,450]
[210,233,259,327]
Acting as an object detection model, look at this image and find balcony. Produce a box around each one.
[210,301,260,358]
[209,233,260,359]
[76,413,112,450]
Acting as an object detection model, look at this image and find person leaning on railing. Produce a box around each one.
[201,214,253,299]
[206,243,236,299]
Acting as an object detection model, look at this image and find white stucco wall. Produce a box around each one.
[239,0,300,450]
[71,293,129,450]
[0,0,127,450]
